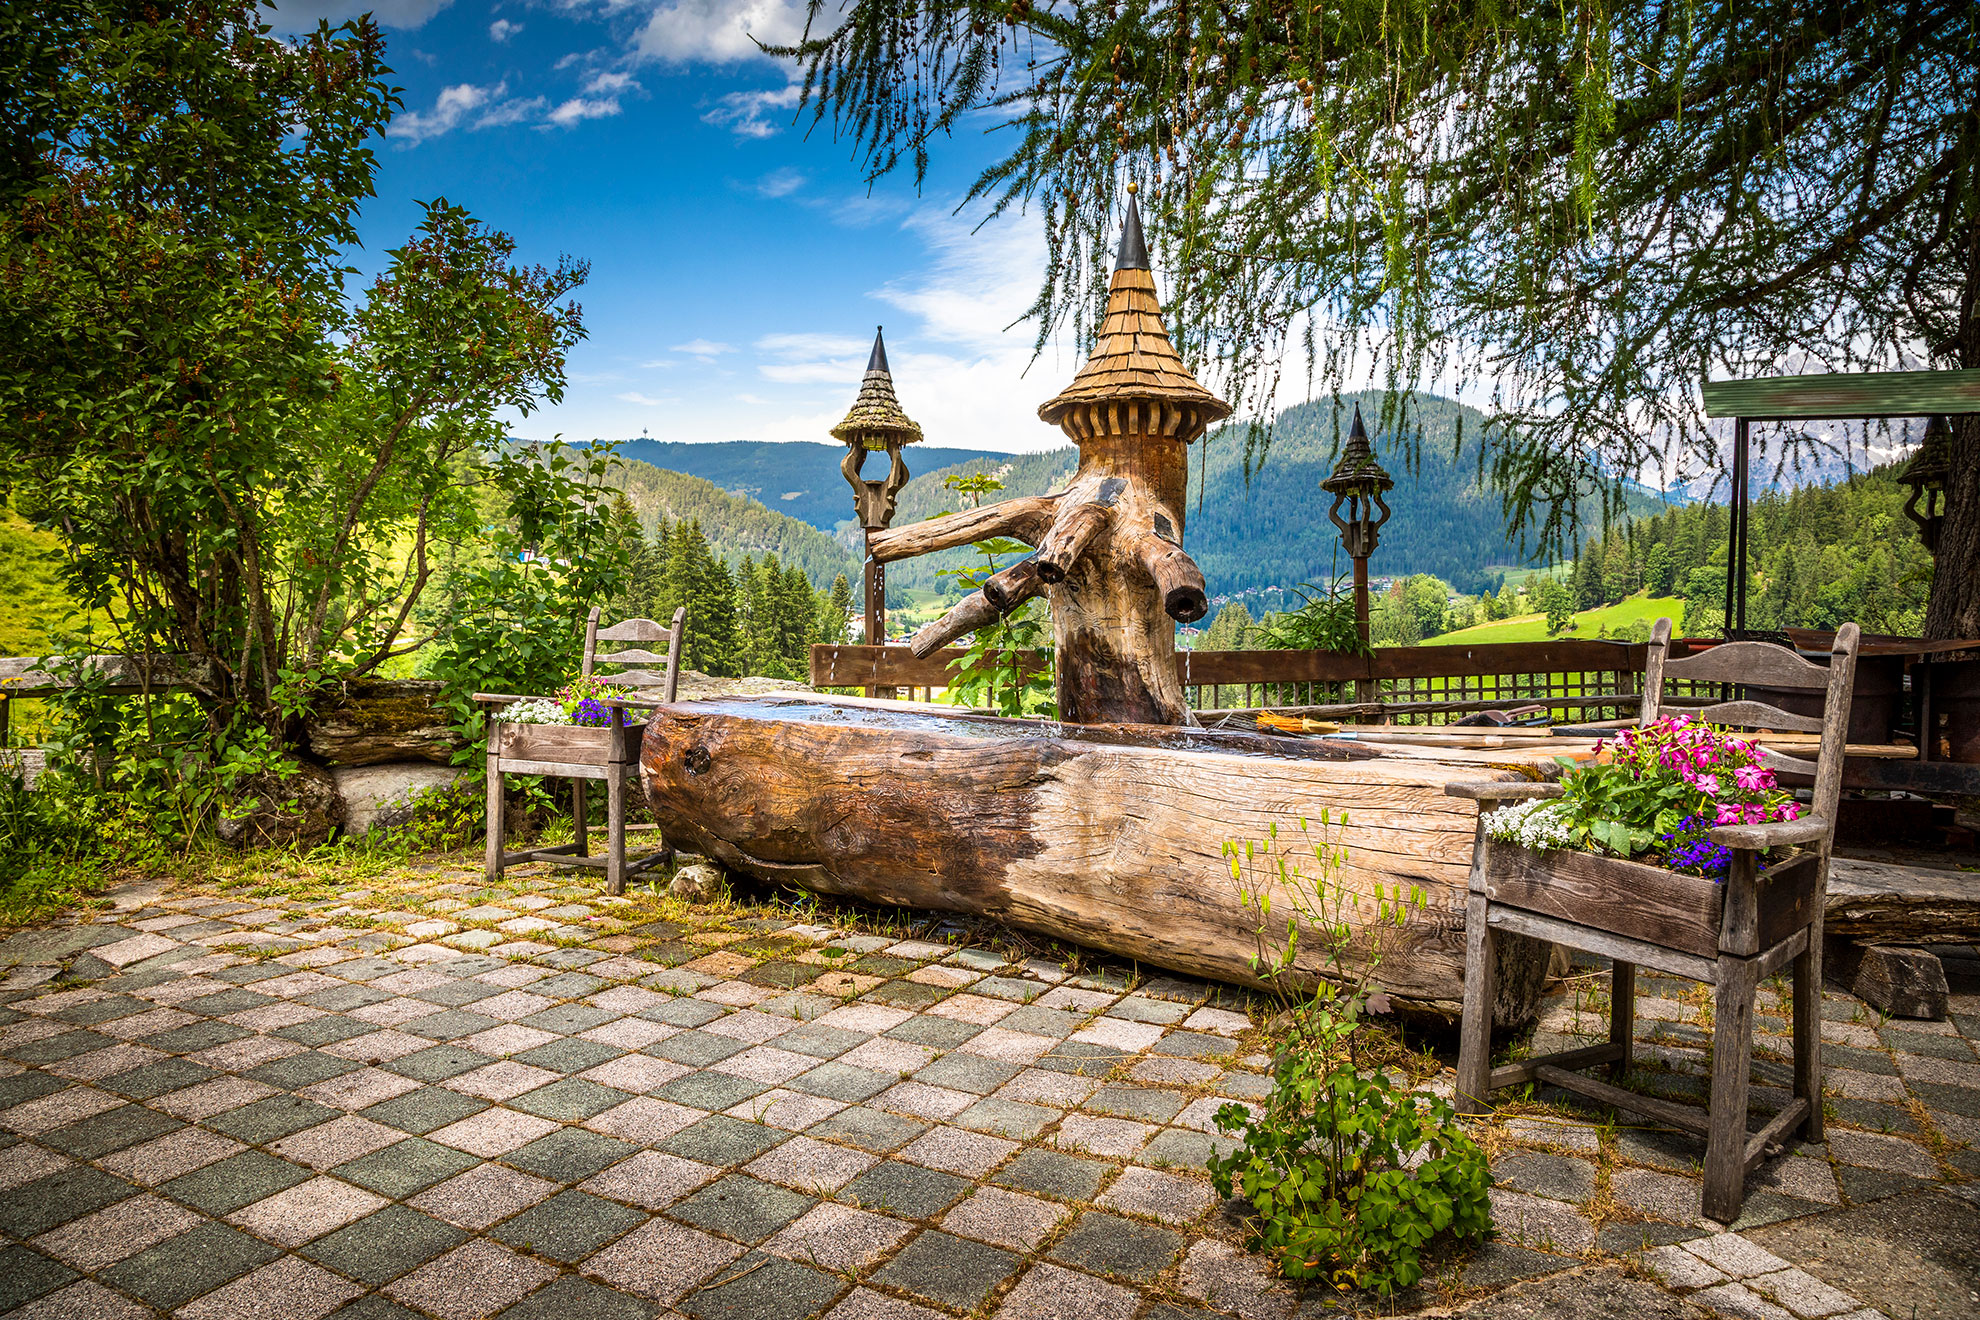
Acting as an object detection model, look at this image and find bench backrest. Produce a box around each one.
[581,605,686,704]
[1640,617,1861,835]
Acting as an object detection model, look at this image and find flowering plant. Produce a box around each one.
[500,698,571,725]
[556,674,631,726]
[1484,715,1803,879]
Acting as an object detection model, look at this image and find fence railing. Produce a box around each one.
[809,639,1684,724]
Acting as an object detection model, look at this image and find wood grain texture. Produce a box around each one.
[1487,844,1725,959]
[638,697,1551,1019]
[1663,640,1833,690]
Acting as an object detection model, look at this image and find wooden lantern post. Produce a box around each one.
[834,328,923,697]
[1321,403,1394,649]
[867,194,1231,725]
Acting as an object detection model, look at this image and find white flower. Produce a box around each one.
[1482,799,1574,851]
[501,698,572,725]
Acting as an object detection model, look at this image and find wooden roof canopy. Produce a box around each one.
[831,327,924,452]
[1037,196,1232,442]
[1702,368,1980,420]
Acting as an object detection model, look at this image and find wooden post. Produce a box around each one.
[1608,960,1636,1081]
[484,740,505,882]
[1704,952,1758,1221]
[1456,888,1496,1115]
[864,534,896,700]
[573,782,588,858]
[606,708,627,896]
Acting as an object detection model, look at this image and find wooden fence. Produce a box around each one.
[808,638,1688,724]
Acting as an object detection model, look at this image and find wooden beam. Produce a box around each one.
[0,653,210,697]
[1532,1066,1712,1137]
[1701,368,1980,420]
[1488,1042,1626,1090]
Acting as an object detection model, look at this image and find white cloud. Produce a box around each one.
[584,70,639,95]
[702,84,800,138]
[754,167,806,198]
[387,82,501,145]
[262,0,452,30]
[475,96,548,129]
[488,18,522,41]
[616,392,676,406]
[546,96,624,127]
[631,0,809,65]
[671,339,737,361]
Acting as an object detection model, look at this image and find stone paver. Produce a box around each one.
[0,869,1964,1320]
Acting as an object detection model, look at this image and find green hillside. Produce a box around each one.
[1432,595,1683,646]
[0,511,95,655]
[608,461,859,592]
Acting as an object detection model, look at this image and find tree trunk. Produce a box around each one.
[640,695,1551,1022]
[1924,413,1980,639]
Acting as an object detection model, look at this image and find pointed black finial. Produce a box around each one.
[867,326,889,375]
[1115,193,1149,273]
[1349,402,1368,441]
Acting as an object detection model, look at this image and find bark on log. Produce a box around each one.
[640,696,1551,1023]
[304,679,464,767]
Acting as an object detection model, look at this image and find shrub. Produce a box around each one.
[1206,816,1493,1295]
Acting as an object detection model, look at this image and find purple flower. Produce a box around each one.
[572,697,614,727]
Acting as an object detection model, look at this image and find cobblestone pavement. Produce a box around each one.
[1,864,1975,1320]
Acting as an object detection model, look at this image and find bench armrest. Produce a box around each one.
[1705,815,1829,850]
[1443,781,1564,802]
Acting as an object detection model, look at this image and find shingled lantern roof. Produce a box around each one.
[1037,195,1232,442]
[831,327,924,451]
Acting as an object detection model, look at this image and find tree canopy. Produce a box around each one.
[0,1,601,731]
[788,0,1977,626]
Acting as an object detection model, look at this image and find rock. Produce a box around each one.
[1852,945,1950,1020]
[669,861,728,904]
[218,760,343,848]
[304,679,463,766]
[0,749,47,789]
[331,762,470,838]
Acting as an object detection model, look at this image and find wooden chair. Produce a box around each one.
[484,606,685,895]
[1448,617,1859,1222]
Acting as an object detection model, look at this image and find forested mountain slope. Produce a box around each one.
[874,393,1672,596]
[606,461,858,591]
[613,439,1002,534]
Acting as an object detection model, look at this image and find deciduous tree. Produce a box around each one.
[787,0,1979,633]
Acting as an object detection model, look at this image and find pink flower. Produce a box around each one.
[1734,765,1769,791]
[1715,804,1741,826]
[1694,774,1721,798]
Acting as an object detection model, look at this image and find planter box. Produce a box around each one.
[1485,843,1822,959]
[494,721,637,767]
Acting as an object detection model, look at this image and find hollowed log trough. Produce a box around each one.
[640,696,1551,1025]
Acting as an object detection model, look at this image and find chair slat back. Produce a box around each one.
[1693,699,1825,734]
[1640,616,1862,847]
[596,618,674,644]
[1661,639,1832,690]
[582,605,687,703]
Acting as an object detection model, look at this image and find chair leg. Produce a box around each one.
[1793,935,1824,1143]
[606,770,627,897]
[484,751,505,883]
[573,781,588,857]
[1456,892,1496,1116]
[1609,960,1636,1082]
[1704,954,1758,1223]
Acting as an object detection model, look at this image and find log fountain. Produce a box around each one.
[640,199,1549,1021]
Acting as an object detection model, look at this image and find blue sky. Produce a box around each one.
[266,0,1090,454]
